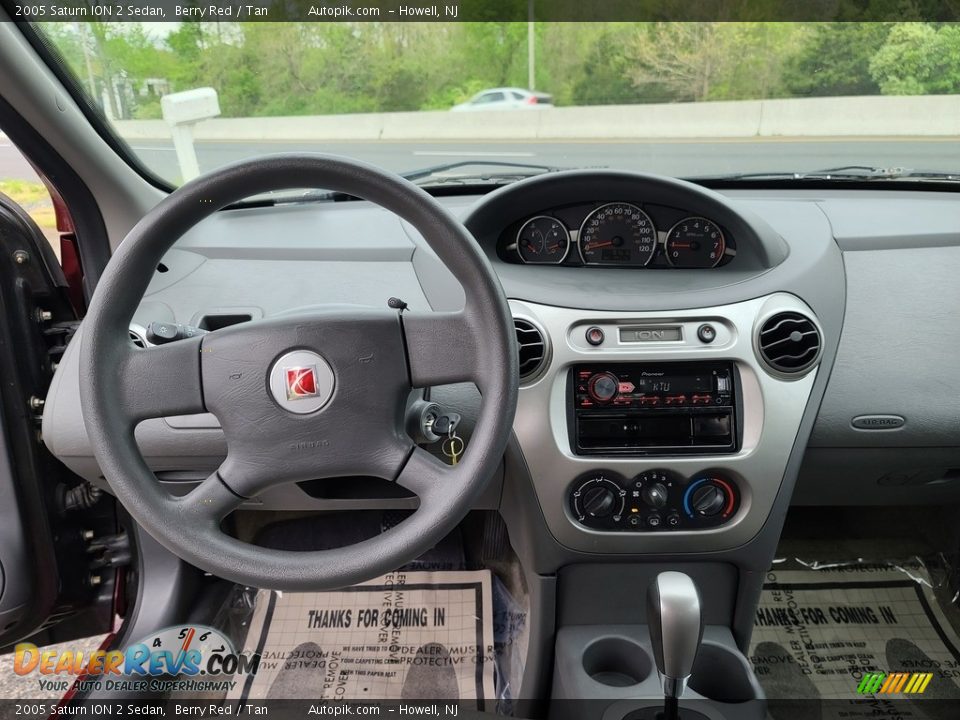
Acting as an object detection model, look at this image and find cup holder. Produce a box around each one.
[687,643,757,702]
[582,636,652,688]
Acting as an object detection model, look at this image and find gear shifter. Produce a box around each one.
[647,572,703,720]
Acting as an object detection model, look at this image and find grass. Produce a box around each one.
[0,179,57,233]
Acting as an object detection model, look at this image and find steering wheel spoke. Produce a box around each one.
[119,336,206,423]
[395,446,456,500]
[402,311,484,387]
[179,469,246,522]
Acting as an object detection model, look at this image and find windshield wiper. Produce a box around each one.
[690,166,960,182]
[401,160,566,186]
[230,160,566,208]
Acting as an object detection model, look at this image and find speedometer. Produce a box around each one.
[578,202,658,267]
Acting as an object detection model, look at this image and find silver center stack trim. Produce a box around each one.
[509,293,820,554]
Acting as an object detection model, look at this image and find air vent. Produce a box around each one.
[758,312,821,374]
[129,329,147,348]
[514,318,548,381]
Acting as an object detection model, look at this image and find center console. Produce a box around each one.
[461,169,841,712]
[551,625,765,720]
[509,292,823,555]
[507,293,823,718]
[567,361,742,533]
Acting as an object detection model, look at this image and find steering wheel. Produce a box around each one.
[79,155,518,590]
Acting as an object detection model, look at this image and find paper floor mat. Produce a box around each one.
[227,570,496,707]
[750,560,960,706]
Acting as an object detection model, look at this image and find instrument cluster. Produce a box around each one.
[503,201,736,269]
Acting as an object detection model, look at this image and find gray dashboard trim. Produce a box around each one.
[402,220,466,312]
[819,197,960,251]
[811,244,960,447]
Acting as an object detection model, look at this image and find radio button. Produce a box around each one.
[697,323,717,343]
[585,326,605,346]
[587,372,620,402]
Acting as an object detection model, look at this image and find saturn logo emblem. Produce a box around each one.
[285,366,319,400]
[269,351,335,414]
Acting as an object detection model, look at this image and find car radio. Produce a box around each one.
[569,361,740,455]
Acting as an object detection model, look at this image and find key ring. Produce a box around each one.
[442,435,464,460]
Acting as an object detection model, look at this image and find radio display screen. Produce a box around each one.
[627,373,713,395]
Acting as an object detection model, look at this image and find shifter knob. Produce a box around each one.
[647,571,703,700]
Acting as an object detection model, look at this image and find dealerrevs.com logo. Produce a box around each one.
[857,671,934,695]
[13,625,259,694]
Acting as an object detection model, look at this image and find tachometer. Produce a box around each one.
[516,216,570,264]
[665,217,726,268]
[579,202,657,267]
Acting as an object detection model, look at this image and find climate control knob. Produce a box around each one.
[684,477,736,519]
[642,482,668,509]
[690,484,725,516]
[572,476,625,522]
[588,372,620,402]
[582,485,617,518]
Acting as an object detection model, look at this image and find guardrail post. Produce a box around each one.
[160,88,221,182]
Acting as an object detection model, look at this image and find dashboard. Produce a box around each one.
[502,201,736,269]
[41,170,960,560]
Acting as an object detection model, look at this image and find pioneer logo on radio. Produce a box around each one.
[639,371,666,377]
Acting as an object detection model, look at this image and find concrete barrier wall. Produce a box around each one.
[113,95,960,142]
[757,95,960,136]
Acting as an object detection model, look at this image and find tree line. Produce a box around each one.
[38,22,960,120]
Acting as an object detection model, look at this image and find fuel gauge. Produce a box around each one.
[516,216,570,264]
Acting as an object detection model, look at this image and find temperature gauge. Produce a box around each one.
[516,216,570,264]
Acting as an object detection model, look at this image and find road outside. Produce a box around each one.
[5,137,960,188]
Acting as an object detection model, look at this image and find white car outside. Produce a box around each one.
[451,87,554,111]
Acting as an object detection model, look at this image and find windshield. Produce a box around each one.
[29,20,960,188]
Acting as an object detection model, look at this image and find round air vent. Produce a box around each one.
[514,317,548,382]
[757,312,821,375]
[129,329,147,348]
